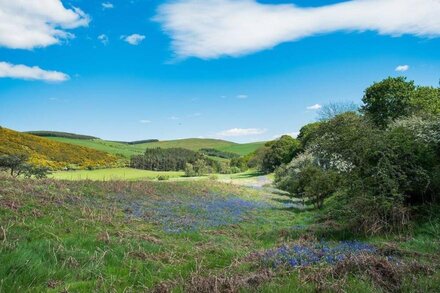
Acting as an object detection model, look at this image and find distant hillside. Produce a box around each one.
[44,135,263,158]
[48,137,145,158]
[139,138,237,152]
[25,131,99,140]
[0,128,119,169]
[218,141,266,156]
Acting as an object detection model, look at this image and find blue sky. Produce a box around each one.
[0,0,439,142]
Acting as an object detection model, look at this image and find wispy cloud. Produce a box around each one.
[0,62,69,82]
[0,0,89,49]
[98,34,109,45]
[169,116,180,120]
[217,128,267,137]
[122,34,145,45]
[307,104,322,110]
[139,119,152,124]
[236,94,248,99]
[395,65,410,72]
[155,0,440,59]
[102,2,114,9]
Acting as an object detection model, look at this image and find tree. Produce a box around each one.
[410,86,440,115]
[260,135,300,173]
[362,77,415,128]
[317,102,359,121]
[0,154,28,177]
[0,154,50,178]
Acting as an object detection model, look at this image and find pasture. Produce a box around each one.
[51,168,184,181]
[0,177,438,292]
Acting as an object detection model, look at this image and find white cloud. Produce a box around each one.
[169,116,180,120]
[122,34,145,45]
[155,0,440,59]
[0,0,89,49]
[98,34,109,45]
[395,65,410,72]
[102,2,114,9]
[307,104,322,110]
[0,62,69,82]
[236,94,248,99]
[217,128,267,137]
[139,119,151,124]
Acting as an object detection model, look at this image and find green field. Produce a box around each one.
[1,176,438,292]
[48,137,145,158]
[218,141,266,156]
[51,168,184,181]
[46,136,263,158]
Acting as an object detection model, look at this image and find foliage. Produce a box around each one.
[276,77,440,235]
[317,102,359,121]
[260,135,300,173]
[25,130,98,140]
[0,127,119,170]
[0,154,50,178]
[199,148,240,159]
[362,77,440,128]
[130,147,207,171]
[362,76,415,128]
[297,121,322,150]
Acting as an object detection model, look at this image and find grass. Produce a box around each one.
[48,137,145,158]
[1,176,438,292]
[50,168,184,181]
[218,141,266,156]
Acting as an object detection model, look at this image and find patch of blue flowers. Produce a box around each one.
[127,196,269,233]
[262,241,376,268]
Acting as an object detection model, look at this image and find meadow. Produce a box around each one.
[0,176,438,292]
[51,168,185,181]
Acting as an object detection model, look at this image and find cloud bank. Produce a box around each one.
[218,128,266,137]
[155,0,440,59]
[0,62,69,82]
[0,0,89,49]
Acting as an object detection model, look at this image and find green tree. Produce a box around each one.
[261,135,300,173]
[362,77,415,128]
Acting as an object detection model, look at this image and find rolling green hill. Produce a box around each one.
[0,127,119,169]
[218,141,266,156]
[32,131,265,158]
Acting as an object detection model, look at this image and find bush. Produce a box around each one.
[157,175,170,181]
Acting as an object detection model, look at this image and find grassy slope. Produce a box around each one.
[0,177,438,292]
[46,137,261,157]
[49,137,145,158]
[51,168,184,181]
[0,127,119,169]
[218,141,266,156]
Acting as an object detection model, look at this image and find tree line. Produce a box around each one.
[271,77,439,235]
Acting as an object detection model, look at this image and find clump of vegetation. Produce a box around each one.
[156,174,170,181]
[199,148,240,159]
[0,154,50,178]
[0,127,119,170]
[25,130,99,140]
[275,77,440,235]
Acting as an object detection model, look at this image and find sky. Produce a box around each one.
[0,0,439,143]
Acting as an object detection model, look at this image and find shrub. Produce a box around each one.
[157,175,170,181]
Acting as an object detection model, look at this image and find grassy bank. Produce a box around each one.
[0,177,438,292]
[51,168,184,181]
